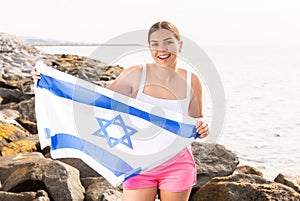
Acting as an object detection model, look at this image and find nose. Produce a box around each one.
[158,43,168,51]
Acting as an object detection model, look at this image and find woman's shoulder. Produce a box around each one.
[177,68,199,79]
[117,65,142,78]
[177,67,202,88]
[123,65,142,73]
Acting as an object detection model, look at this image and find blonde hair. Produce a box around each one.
[148,21,181,43]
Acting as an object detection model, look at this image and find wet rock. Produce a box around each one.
[191,174,300,201]
[0,152,85,201]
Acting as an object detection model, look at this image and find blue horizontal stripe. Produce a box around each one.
[37,73,197,139]
[51,133,140,177]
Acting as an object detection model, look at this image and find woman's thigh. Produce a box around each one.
[122,186,158,201]
[159,188,192,201]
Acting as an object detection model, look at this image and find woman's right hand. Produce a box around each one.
[31,66,41,81]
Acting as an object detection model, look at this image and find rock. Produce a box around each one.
[234,165,263,177]
[191,142,239,189]
[0,139,37,156]
[0,111,30,150]
[0,152,44,182]
[34,190,50,201]
[0,134,39,156]
[0,190,50,201]
[191,174,300,201]
[274,173,300,194]
[0,191,36,201]
[0,87,23,104]
[57,158,101,178]
[16,119,38,134]
[81,177,120,201]
[99,189,122,201]
[42,54,122,87]
[1,97,36,123]
[0,33,39,55]
[0,152,85,201]
[0,108,20,120]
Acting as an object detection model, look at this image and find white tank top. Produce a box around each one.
[135,65,195,171]
[135,64,192,115]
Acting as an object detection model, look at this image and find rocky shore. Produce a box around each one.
[0,32,299,201]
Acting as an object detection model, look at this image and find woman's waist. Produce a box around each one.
[144,146,195,174]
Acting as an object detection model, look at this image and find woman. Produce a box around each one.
[32,21,209,201]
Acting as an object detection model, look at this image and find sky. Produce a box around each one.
[0,0,300,46]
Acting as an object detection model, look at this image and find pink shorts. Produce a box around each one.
[123,147,197,192]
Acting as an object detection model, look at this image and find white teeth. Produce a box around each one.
[158,54,170,59]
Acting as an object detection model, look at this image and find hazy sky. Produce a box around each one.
[1,0,299,45]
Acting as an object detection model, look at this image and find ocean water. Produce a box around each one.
[37,45,300,180]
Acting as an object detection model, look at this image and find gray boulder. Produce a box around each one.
[0,152,85,201]
[192,142,239,189]
[81,177,121,201]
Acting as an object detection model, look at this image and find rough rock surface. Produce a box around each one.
[0,152,85,201]
[192,142,239,189]
[234,165,264,177]
[274,173,300,194]
[81,177,121,201]
[191,173,300,201]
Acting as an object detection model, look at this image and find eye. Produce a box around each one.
[164,40,174,45]
[150,43,158,47]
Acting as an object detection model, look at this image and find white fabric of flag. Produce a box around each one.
[34,61,199,187]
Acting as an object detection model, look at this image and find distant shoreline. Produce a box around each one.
[34,43,146,47]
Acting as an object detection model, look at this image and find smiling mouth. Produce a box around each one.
[157,54,171,60]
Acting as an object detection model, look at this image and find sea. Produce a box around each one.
[37,45,300,180]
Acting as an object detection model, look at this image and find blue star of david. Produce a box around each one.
[93,115,137,149]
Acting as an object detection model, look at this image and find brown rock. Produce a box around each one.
[57,158,101,178]
[0,152,85,201]
[3,97,36,122]
[191,174,300,201]
[274,173,300,194]
[0,139,37,156]
[192,142,239,189]
[234,165,263,177]
[16,119,38,134]
[81,177,120,201]
[0,191,36,201]
[0,112,30,149]
[100,189,122,201]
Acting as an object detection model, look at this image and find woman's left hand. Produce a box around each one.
[196,119,209,139]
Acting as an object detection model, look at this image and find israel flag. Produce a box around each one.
[34,61,199,187]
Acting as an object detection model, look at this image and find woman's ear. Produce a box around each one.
[179,41,183,53]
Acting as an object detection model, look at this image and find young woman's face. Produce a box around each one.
[149,29,182,67]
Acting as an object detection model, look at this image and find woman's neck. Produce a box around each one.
[151,63,178,82]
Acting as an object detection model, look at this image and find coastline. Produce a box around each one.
[1,32,300,200]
